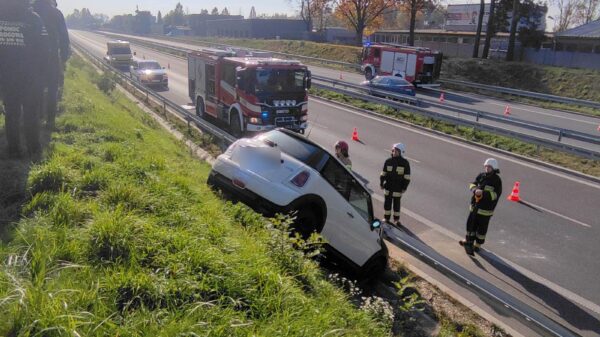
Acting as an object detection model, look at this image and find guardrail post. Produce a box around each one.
[558,129,563,142]
[163,100,167,116]
[145,89,149,102]
[475,112,480,122]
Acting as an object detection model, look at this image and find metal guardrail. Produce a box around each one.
[439,78,600,110]
[71,41,236,149]
[384,225,578,337]
[92,33,600,159]
[74,38,581,337]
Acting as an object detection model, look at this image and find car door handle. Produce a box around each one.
[347,212,354,218]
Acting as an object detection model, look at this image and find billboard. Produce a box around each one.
[445,4,490,31]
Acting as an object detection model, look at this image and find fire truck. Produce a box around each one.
[361,43,443,86]
[188,48,311,137]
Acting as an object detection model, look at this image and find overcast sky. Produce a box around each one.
[56,0,559,31]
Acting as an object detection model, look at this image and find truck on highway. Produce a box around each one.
[188,47,311,137]
[361,43,443,86]
[105,40,133,69]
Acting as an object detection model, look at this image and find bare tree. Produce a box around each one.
[472,0,486,57]
[552,0,579,31]
[398,0,438,46]
[291,0,332,31]
[482,0,496,58]
[506,0,519,60]
[574,0,600,24]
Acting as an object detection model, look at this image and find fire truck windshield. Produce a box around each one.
[254,68,307,94]
[109,47,131,55]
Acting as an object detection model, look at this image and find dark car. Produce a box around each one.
[361,75,416,97]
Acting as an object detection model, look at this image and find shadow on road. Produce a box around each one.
[479,251,600,335]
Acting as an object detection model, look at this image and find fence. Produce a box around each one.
[522,48,600,70]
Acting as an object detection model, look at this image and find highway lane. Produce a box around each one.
[71,30,600,313]
[97,31,600,140]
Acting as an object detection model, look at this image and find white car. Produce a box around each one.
[129,59,169,88]
[207,129,388,275]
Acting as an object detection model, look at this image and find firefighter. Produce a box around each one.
[459,158,503,255]
[334,140,352,170]
[33,0,70,130]
[380,143,411,226]
[0,0,48,157]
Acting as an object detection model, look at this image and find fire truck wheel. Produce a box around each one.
[196,97,205,119]
[364,68,374,80]
[230,110,243,138]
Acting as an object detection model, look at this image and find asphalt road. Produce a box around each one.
[96,31,600,150]
[71,30,600,333]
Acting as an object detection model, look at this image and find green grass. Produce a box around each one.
[311,88,600,177]
[0,57,391,336]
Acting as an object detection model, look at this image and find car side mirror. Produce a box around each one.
[371,219,382,230]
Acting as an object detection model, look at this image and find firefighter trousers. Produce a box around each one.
[465,211,491,247]
[384,190,402,222]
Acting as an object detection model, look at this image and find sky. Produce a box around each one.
[57,0,560,31]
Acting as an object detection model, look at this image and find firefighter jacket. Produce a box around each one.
[380,155,411,194]
[0,3,48,94]
[469,171,502,217]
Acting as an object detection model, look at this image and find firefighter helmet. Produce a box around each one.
[484,158,498,170]
[393,143,406,155]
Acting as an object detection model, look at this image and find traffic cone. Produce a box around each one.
[504,105,511,115]
[439,92,445,103]
[351,127,360,141]
[507,181,521,202]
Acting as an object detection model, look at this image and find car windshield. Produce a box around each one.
[371,76,388,85]
[139,62,161,70]
[258,130,322,166]
[110,47,131,55]
[254,68,307,94]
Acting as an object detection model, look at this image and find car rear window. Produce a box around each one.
[259,131,322,166]
[390,78,411,86]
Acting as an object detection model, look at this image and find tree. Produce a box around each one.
[506,0,519,61]
[221,7,230,15]
[574,0,600,24]
[482,0,496,58]
[472,0,486,57]
[164,2,185,26]
[250,6,257,18]
[201,9,209,15]
[552,0,579,31]
[398,0,438,45]
[211,7,219,15]
[333,0,397,45]
[157,11,163,24]
[292,0,327,31]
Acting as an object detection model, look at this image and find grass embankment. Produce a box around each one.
[172,35,600,115]
[0,57,391,336]
[312,88,600,177]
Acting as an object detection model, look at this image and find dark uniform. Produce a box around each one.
[0,0,48,157]
[380,154,411,224]
[33,0,70,129]
[464,170,502,250]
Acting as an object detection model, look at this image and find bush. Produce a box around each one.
[94,73,116,94]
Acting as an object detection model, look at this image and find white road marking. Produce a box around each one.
[485,99,600,126]
[519,200,592,228]
[314,98,600,190]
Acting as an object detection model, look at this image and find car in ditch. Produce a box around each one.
[207,128,388,276]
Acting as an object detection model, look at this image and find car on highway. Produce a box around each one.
[361,75,416,97]
[207,128,388,276]
[129,59,169,88]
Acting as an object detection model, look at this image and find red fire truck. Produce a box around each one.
[188,48,311,137]
[361,43,443,85]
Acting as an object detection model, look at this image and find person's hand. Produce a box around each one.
[474,189,483,197]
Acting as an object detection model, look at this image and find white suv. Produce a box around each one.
[207,129,388,275]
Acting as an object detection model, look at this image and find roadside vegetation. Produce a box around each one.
[0,55,509,337]
[169,35,600,115]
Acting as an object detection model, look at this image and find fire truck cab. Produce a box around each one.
[361,43,442,86]
[188,48,311,137]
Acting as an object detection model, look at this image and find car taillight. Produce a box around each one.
[290,171,310,187]
[232,178,246,189]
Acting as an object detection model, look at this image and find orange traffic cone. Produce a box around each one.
[507,181,521,202]
[439,92,445,103]
[352,127,360,141]
[504,105,511,115]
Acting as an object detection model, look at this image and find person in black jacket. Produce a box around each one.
[460,158,503,255]
[0,0,48,157]
[380,143,411,226]
[33,0,69,130]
